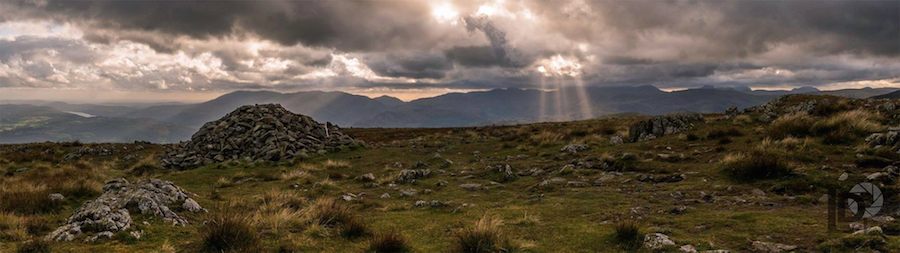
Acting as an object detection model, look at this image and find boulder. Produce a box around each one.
[47,178,205,241]
[628,113,703,142]
[750,241,797,253]
[643,233,676,250]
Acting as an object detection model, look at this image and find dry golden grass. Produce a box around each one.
[158,240,176,253]
[529,131,564,146]
[453,215,515,253]
[0,212,27,241]
[280,169,311,181]
[322,160,351,170]
[768,112,815,139]
[252,190,307,233]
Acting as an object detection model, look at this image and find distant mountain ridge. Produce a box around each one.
[1,86,898,143]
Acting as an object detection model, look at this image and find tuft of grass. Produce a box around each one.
[16,239,52,253]
[339,215,370,239]
[530,131,564,146]
[611,221,643,251]
[812,109,884,144]
[199,209,260,253]
[323,160,351,170]
[720,150,793,182]
[768,112,815,139]
[0,212,27,241]
[303,198,355,227]
[24,217,52,236]
[367,230,411,253]
[0,186,62,215]
[453,215,515,253]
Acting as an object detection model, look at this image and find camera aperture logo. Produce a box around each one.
[828,182,886,232]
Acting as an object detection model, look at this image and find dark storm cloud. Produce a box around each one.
[0,0,897,95]
[3,0,437,52]
[365,52,454,79]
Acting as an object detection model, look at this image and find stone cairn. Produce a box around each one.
[161,104,357,169]
[627,113,704,142]
[47,178,205,242]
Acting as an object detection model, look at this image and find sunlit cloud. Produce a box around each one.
[535,55,583,78]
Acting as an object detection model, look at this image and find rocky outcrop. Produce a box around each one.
[866,130,900,152]
[628,113,703,142]
[161,104,358,169]
[47,178,204,241]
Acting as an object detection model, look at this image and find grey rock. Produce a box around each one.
[560,144,589,154]
[396,169,431,184]
[356,173,376,182]
[459,183,483,191]
[47,178,204,241]
[643,233,676,250]
[49,193,65,202]
[680,244,698,253]
[628,113,703,142]
[609,135,624,145]
[750,241,797,253]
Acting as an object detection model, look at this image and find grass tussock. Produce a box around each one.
[812,109,884,144]
[323,160,351,170]
[252,190,307,233]
[0,212,27,241]
[529,131,564,146]
[0,185,62,215]
[768,112,815,139]
[367,230,411,253]
[302,198,368,238]
[453,215,516,253]
[200,209,260,253]
[721,150,793,182]
[611,221,643,251]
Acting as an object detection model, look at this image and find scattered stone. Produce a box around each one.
[609,135,624,145]
[852,226,883,236]
[160,104,358,169]
[486,164,517,182]
[459,183,483,191]
[643,233,676,250]
[380,193,391,199]
[129,230,143,240]
[435,180,448,187]
[628,113,704,142]
[637,174,686,183]
[414,200,448,208]
[341,193,357,201]
[356,173,376,182]
[396,169,431,184]
[838,172,849,181]
[47,178,205,241]
[86,231,114,242]
[566,181,589,188]
[750,241,797,253]
[49,193,65,202]
[560,144,589,154]
[680,244,698,253]
[539,177,568,188]
[669,206,688,215]
[399,189,418,197]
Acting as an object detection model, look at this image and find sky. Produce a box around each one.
[0,0,898,102]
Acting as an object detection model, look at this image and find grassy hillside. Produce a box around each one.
[1,95,898,252]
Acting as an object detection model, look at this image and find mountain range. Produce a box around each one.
[1,85,897,143]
